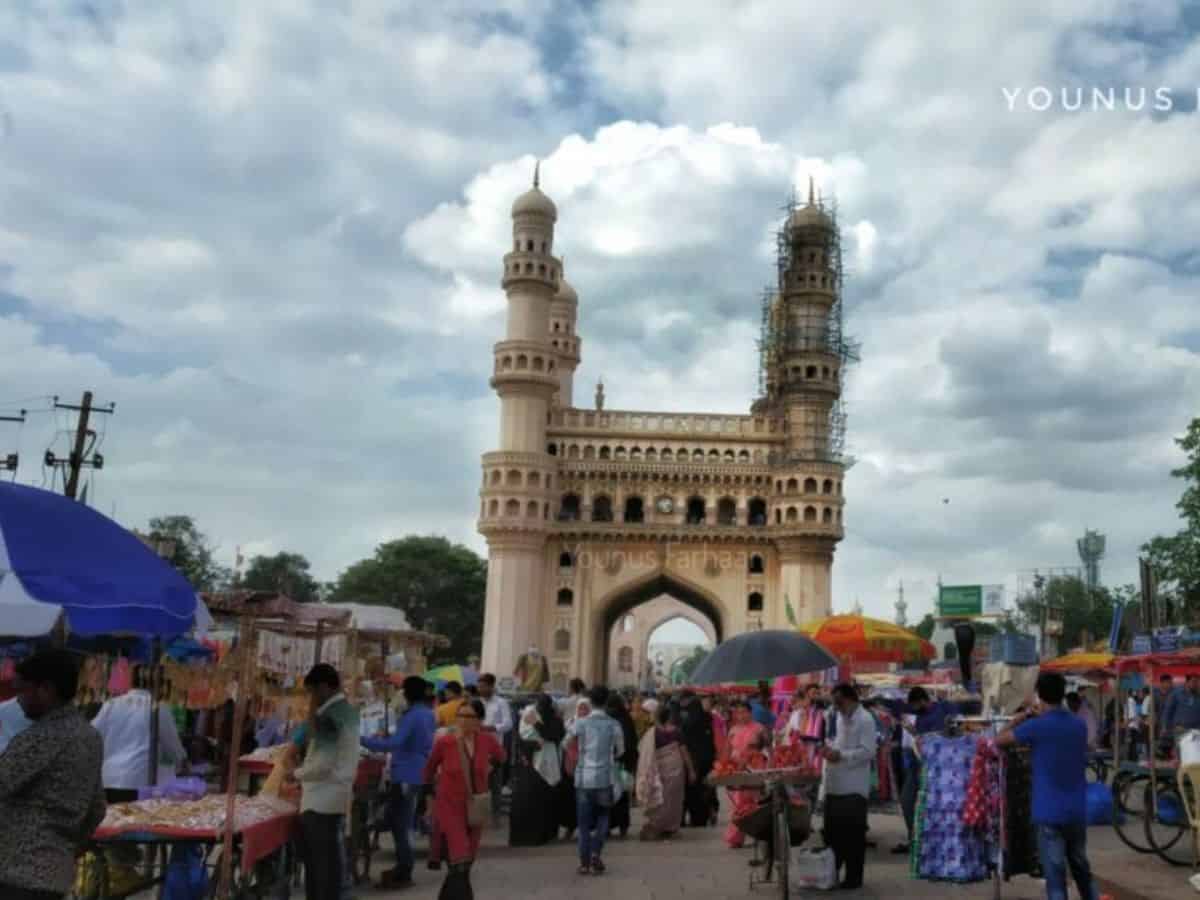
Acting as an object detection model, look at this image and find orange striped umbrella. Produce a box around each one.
[797,614,935,663]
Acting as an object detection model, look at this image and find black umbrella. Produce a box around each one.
[689,630,838,685]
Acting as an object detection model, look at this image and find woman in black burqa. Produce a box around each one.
[679,691,716,826]
[606,693,640,838]
[509,694,568,847]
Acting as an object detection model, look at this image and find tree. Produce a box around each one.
[146,515,230,591]
[238,552,320,602]
[672,646,709,684]
[914,614,935,640]
[1014,576,1138,652]
[1142,417,1200,624]
[329,536,486,664]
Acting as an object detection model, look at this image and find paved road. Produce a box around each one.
[366,809,1137,900]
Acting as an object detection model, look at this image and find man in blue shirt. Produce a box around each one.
[893,687,953,853]
[998,672,1097,900]
[361,675,436,889]
[565,685,624,875]
[750,681,776,729]
[1161,674,1200,740]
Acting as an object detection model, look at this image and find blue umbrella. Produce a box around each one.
[0,482,200,637]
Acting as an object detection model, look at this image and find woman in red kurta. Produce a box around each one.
[423,698,505,899]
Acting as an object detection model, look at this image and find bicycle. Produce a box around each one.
[1112,763,1189,865]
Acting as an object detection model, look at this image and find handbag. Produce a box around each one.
[456,735,491,828]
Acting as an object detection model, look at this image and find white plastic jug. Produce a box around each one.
[1180,729,1200,766]
[791,847,837,891]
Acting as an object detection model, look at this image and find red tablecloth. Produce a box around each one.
[94,797,299,873]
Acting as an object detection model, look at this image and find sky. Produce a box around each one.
[2,1,1199,631]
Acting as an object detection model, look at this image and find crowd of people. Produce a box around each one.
[1,649,1183,900]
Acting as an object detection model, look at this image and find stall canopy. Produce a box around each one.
[796,614,935,663]
[0,482,201,637]
[1041,651,1116,676]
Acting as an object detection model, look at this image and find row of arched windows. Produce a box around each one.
[558,551,765,574]
[486,468,554,490]
[496,353,556,373]
[786,363,837,381]
[558,493,769,526]
[482,498,551,520]
[547,443,761,464]
[777,477,842,495]
[515,238,550,253]
[775,505,842,525]
[504,259,557,279]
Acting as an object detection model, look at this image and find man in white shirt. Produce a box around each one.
[820,682,876,890]
[91,680,186,796]
[478,673,513,816]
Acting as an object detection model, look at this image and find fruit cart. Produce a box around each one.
[709,767,820,899]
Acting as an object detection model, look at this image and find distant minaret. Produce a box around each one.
[895,580,908,627]
[595,378,605,411]
[852,597,863,616]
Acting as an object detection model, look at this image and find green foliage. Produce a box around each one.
[1014,576,1138,651]
[1142,417,1200,623]
[914,613,935,640]
[238,552,320,602]
[672,646,709,683]
[329,535,487,664]
[147,515,230,592]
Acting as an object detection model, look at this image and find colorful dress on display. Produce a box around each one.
[910,734,992,883]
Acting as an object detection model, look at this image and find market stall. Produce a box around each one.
[1110,648,1199,867]
[82,793,299,899]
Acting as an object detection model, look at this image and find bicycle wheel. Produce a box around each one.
[773,794,790,900]
[1112,773,1156,853]
[1143,780,1189,866]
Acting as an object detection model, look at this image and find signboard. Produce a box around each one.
[1131,634,1152,655]
[938,584,1005,618]
[1151,628,1181,653]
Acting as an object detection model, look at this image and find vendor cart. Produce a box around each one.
[1112,648,1200,867]
[709,768,820,899]
[78,794,298,900]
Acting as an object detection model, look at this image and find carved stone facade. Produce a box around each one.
[479,172,849,684]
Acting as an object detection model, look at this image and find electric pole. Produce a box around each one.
[0,409,25,476]
[47,392,115,500]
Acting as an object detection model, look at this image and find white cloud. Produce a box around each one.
[0,1,1197,632]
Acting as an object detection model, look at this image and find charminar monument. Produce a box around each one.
[479,166,857,690]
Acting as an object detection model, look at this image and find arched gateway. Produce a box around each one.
[478,171,857,687]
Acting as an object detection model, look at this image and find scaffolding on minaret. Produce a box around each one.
[754,182,860,466]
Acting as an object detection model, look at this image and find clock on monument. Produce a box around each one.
[655,496,674,514]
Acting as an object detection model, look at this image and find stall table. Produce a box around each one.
[84,794,298,899]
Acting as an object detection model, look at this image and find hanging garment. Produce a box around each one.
[911,734,991,883]
[1000,745,1041,880]
[962,738,1001,833]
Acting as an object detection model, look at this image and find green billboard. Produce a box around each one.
[938,584,983,617]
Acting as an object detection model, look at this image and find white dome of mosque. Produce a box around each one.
[511,161,557,220]
[789,202,833,229]
[789,175,833,230]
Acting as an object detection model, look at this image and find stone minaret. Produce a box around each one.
[549,263,581,407]
[766,178,846,622]
[478,165,561,675]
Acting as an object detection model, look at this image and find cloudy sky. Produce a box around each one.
[2,1,1198,627]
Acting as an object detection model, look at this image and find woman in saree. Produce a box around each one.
[636,705,694,841]
[723,700,768,848]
